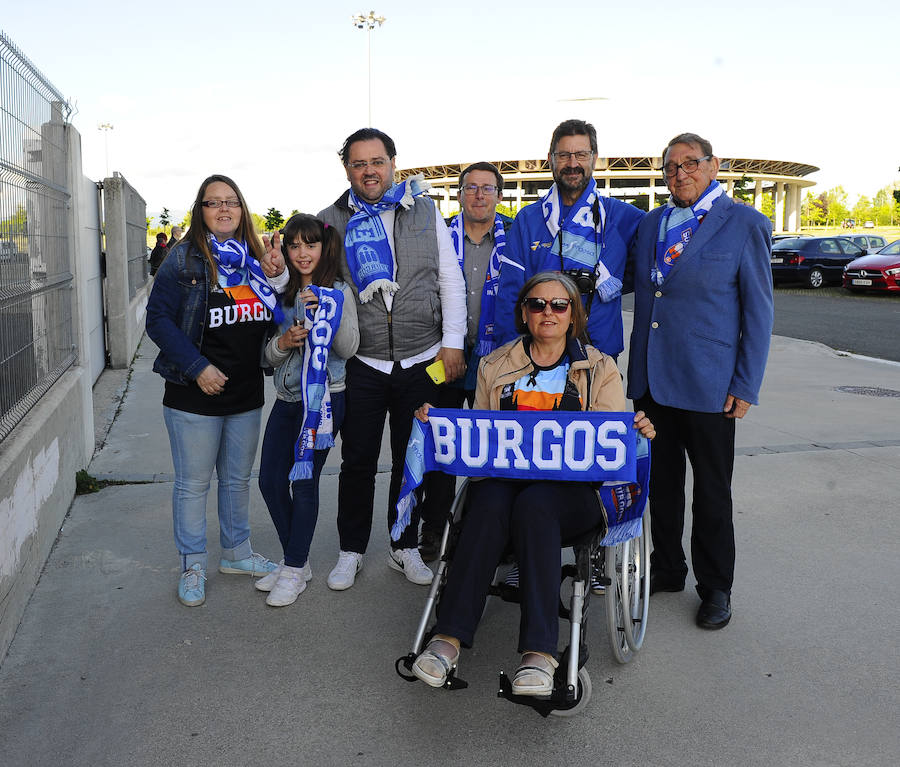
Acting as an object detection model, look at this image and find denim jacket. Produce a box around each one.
[146,241,213,385]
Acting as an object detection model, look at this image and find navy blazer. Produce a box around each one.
[626,195,774,413]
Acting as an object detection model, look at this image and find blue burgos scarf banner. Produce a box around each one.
[290,285,344,481]
[392,409,650,546]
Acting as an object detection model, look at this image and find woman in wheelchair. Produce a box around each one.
[411,272,655,695]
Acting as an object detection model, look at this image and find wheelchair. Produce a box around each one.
[395,478,650,717]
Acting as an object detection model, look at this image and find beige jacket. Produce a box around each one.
[474,337,626,413]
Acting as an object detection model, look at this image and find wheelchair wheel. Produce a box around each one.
[623,512,650,651]
[549,667,592,718]
[605,540,634,664]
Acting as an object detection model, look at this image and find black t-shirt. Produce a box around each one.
[164,281,272,416]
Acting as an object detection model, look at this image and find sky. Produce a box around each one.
[3,0,898,223]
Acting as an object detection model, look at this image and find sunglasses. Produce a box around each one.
[522,297,572,314]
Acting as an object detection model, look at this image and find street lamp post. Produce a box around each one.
[351,10,386,126]
[98,122,113,177]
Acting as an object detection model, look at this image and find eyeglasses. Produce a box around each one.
[552,150,593,162]
[662,156,710,177]
[522,297,572,314]
[346,158,389,171]
[461,184,499,196]
[201,199,241,208]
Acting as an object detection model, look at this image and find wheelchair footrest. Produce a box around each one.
[496,670,578,718]
[395,653,468,690]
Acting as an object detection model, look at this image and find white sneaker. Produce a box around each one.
[389,547,434,585]
[327,551,362,591]
[266,564,311,607]
[255,560,284,592]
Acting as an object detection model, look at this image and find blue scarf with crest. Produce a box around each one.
[653,180,724,285]
[344,174,430,303]
[540,177,620,302]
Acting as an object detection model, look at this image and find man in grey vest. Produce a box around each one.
[319,127,466,591]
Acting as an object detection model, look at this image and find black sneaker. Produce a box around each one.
[418,529,440,562]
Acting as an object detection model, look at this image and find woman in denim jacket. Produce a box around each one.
[146,174,282,607]
[255,214,359,607]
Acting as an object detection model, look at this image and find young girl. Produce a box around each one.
[256,214,359,606]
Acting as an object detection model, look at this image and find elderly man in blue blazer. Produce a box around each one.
[627,132,773,630]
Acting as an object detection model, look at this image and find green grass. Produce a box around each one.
[801,225,900,240]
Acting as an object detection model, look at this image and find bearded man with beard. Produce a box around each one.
[494,119,644,359]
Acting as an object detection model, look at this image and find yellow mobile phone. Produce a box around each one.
[425,359,446,385]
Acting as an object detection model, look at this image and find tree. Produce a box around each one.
[250,212,267,234]
[851,196,873,226]
[732,175,754,205]
[160,207,171,228]
[801,192,825,228]
[290,209,300,218]
[264,208,284,232]
[824,186,848,227]
[760,194,774,224]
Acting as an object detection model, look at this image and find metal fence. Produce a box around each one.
[0,31,75,443]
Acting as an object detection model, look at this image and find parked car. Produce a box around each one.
[843,233,887,254]
[772,232,812,242]
[842,239,900,293]
[0,240,17,262]
[770,236,865,288]
[863,221,875,228]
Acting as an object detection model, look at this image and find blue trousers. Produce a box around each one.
[258,394,345,567]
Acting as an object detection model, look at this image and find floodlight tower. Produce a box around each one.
[98,122,113,177]
[351,10,386,127]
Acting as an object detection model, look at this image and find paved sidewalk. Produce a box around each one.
[1,323,898,766]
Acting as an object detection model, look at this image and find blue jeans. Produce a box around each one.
[258,394,345,567]
[163,406,262,571]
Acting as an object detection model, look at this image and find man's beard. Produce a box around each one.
[556,168,588,195]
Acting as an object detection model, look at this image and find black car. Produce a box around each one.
[770,236,866,288]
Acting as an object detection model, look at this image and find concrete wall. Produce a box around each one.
[0,370,88,659]
[103,175,149,369]
[0,124,98,661]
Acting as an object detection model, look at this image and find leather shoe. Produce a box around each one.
[418,529,441,562]
[649,571,685,595]
[696,590,732,630]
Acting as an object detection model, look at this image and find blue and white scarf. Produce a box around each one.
[344,174,431,304]
[209,237,284,323]
[289,285,344,481]
[540,178,619,303]
[652,180,724,286]
[392,409,650,545]
[448,212,506,357]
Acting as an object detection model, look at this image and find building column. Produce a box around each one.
[515,179,523,212]
[786,184,800,232]
[774,182,785,233]
[753,179,762,212]
[442,184,451,218]
[648,177,655,209]
[726,178,734,198]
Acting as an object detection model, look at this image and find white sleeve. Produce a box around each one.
[435,207,466,349]
[268,266,290,293]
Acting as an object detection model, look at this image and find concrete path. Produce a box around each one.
[1,321,898,766]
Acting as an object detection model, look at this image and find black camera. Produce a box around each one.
[563,268,595,295]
